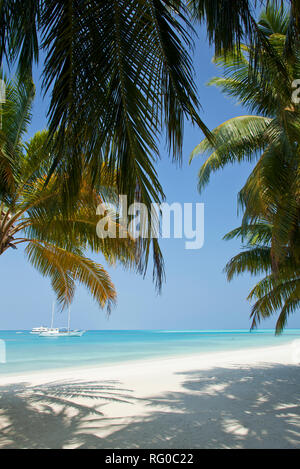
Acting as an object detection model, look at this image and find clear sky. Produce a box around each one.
[1,22,299,331]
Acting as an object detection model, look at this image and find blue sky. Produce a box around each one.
[1,22,299,331]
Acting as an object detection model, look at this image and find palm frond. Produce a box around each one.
[225,220,300,332]
[190,115,270,192]
[26,239,116,313]
[249,276,300,333]
[225,246,272,281]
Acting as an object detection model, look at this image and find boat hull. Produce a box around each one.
[39,330,85,337]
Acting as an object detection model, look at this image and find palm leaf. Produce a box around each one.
[26,240,116,313]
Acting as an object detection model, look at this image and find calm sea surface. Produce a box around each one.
[0,329,299,376]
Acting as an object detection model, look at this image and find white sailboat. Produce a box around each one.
[39,304,85,337]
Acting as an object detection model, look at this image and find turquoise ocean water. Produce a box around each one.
[0,329,299,376]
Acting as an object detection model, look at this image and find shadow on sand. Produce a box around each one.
[0,363,299,448]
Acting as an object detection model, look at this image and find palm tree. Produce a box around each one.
[0,78,139,312]
[191,3,300,263]
[224,222,300,334]
[1,1,299,216]
[1,1,299,291]
[190,3,300,330]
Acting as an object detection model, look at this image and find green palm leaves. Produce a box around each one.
[2,1,211,292]
[190,3,300,331]
[224,222,300,333]
[0,76,35,200]
[0,1,211,206]
[191,115,271,192]
[0,79,139,312]
[2,1,299,215]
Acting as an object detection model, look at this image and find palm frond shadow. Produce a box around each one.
[100,364,300,449]
[1,364,300,449]
[0,379,135,449]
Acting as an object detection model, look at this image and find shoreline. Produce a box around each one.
[1,329,299,382]
[1,340,299,386]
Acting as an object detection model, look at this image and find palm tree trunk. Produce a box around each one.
[0,210,17,255]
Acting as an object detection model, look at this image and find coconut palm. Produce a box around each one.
[224,221,300,334]
[1,1,208,209]
[2,1,299,292]
[0,70,166,290]
[190,3,300,330]
[190,2,300,266]
[188,0,300,56]
[1,1,299,215]
[0,78,140,312]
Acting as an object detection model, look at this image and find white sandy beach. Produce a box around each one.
[0,342,300,449]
